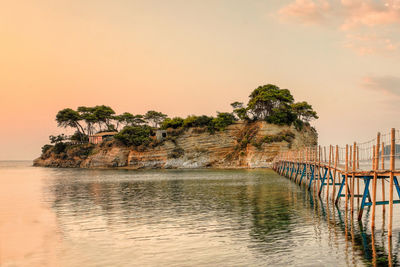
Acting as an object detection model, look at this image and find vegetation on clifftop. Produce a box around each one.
[42,84,318,156]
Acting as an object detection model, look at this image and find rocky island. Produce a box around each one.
[34,84,318,169]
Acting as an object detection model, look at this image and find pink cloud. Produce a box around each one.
[362,75,400,96]
[340,0,400,30]
[278,0,400,55]
[278,0,331,24]
[343,33,398,55]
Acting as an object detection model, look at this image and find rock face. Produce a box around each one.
[34,122,317,169]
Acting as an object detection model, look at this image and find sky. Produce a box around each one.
[1,0,400,160]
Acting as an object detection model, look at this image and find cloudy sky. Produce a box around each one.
[1,0,400,160]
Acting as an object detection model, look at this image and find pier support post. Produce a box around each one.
[389,128,395,237]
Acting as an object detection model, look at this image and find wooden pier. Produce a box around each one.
[273,128,400,238]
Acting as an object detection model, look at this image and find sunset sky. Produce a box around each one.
[2,0,400,160]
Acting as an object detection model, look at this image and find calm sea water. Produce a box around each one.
[1,161,399,266]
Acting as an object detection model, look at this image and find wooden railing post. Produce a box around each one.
[327,145,332,200]
[333,145,338,202]
[351,142,356,214]
[389,128,395,237]
[381,142,386,213]
[318,145,321,191]
[372,132,380,228]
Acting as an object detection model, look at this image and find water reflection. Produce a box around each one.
[317,196,400,267]
[43,169,372,266]
[3,162,400,266]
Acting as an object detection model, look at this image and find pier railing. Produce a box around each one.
[273,128,400,237]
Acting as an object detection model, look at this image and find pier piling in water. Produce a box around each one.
[272,128,400,240]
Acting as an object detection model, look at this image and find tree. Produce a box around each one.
[291,101,318,122]
[49,134,67,144]
[230,101,243,109]
[56,108,85,136]
[144,110,167,128]
[231,102,249,121]
[92,105,115,131]
[266,105,297,125]
[131,114,146,126]
[77,106,97,136]
[247,84,294,120]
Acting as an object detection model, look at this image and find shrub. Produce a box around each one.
[70,131,89,142]
[183,115,214,128]
[68,144,95,158]
[252,130,296,150]
[53,142,68,154]
[41,144,53,154]
[161,117,184,129]
[49,134,67,144]
[293,119,304,131]
[114,126,152,146]
[212,112,236,131]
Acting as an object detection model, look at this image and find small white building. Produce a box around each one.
[155,130,167,141]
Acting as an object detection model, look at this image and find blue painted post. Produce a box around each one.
[336,174,345,205]
[358,177,371,220]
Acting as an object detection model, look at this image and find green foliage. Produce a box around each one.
[161,117,184,129]
[293,119,304,131]
[183,115,214,128]
[266,105,297,125]
[49,134,67,144]
[114,126,152,146]
[78,106,97,135]
[56,108,85,135]
[251,130,295,150]
[116,112,146,128]
[144,110,168,128]
[41,144,53,154]
[92,105,115,130]
[53,142,68,154]
[212,112,236,131]
[291,101,319,122]
[233,107,250,121]
[230,101,244,109]
[265,131,294,143]
[231,102,250,121]
[70,131,88,142]
[247,84,294,120]
[67,144,94,158]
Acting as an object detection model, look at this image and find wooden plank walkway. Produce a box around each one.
[273,128,400,238]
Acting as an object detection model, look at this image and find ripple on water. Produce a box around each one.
[2,164,400,266]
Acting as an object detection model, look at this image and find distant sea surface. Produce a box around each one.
[1,161,399,266]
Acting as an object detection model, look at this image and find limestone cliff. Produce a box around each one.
[33,121,317,169]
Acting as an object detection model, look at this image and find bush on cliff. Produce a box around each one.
[211,112,236,131]
[161,117,184,129]
[183,115,214,128]
[114,126,152,146]
[54,142,68,154]
[41,144,53,154]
